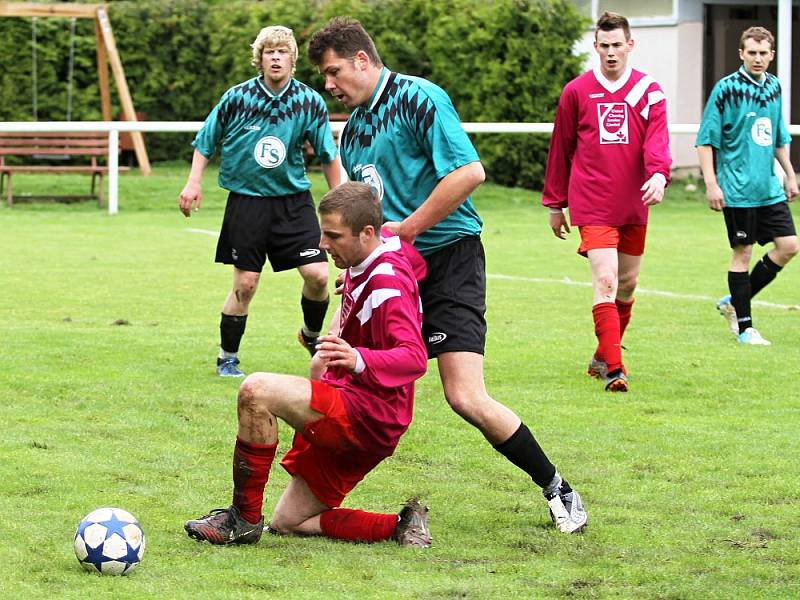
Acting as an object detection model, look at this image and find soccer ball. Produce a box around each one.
[74,507,145,575]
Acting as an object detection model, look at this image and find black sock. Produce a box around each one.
[220,313,247,353]
[728,271,751,333]
[750,254,782,298]
[301,295,329,335]
[493,423,556,488]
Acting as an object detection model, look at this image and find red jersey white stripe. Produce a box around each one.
[543,67,672,226]
[322,234,427,457]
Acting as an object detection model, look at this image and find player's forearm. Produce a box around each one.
[402,161,485,238]
[187,150,210,184]
[322,156,343,189]
[697,146,718,185]
[358,342,427,387]
[775,146,797,179]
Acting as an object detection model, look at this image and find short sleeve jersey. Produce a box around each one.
[192,77,337,198]
[339,68,482,255]
[696,67,792,208]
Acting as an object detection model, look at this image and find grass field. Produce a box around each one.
[2,165,799,599]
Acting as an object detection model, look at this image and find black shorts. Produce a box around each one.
[215,191,327,273]
[419,236,487,357]
[723,202,797,248]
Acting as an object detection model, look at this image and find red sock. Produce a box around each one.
[231,437,276,524]
[593,302,622,373]
[319,508,397,543]
[616,298,634,341]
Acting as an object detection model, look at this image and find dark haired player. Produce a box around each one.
[543,11,672,392]
[185,182,431,547]
[307,17,587,533]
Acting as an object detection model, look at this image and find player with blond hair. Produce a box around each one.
[179,25,341,377]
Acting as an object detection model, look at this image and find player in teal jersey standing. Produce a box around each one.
[697,26,799,346]
[179,26,342,377]
[307,17,587,533]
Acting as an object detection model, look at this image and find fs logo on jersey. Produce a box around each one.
[254,136,286,169]
[354,164,385,201]
[597,103,629,144]
[751,117,773,147]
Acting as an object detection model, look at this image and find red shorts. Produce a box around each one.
[279,380,383,507]
[577,225,647,257]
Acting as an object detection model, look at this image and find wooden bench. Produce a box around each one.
[0,132,129,207]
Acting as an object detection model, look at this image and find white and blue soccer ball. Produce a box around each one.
[74,507,145,575]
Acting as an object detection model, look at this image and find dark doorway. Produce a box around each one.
[704,4,800,165]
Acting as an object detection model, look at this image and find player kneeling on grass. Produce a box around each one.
[185,182,431,547]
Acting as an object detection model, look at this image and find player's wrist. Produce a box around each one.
[548,207,565,215]
[352,349,366,374]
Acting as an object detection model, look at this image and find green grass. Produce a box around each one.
[1,166,799,599]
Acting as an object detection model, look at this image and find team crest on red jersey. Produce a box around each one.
[597,103,629,144]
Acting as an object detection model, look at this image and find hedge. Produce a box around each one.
[0,0,587,189]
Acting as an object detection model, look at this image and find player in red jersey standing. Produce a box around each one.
[542,11,672,392]
[184,182,432,547]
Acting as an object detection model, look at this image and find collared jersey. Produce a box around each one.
[340,68,482,255]
[696,67,791,207]
[542,67,672,226]
[322,235,427,457]
[193,77,337,197]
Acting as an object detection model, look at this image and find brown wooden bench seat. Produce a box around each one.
[0,132,130,207]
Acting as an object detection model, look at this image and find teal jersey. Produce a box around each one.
[696,67,791,207]
[193,77,337,197]
[340,68,482,255]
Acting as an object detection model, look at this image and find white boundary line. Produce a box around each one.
[488,273,800,310]
[185,228,218,236]
[184,228,799,311]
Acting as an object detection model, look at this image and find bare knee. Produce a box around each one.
[731,246,752,270]
[775,240,800,264]
[617,271,638,298]
[444,387,485,425]
[237,375,273,419]
[235,273,260,305]
[267,510,299,535]
[595,271,618,299]
[301,264,329,296]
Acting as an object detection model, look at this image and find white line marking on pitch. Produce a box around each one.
[184,230,798,311]
[185,228,218,237]
[487,273,799,311]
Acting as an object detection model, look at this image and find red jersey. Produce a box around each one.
[542,67,672,226]
[322,235,427,457]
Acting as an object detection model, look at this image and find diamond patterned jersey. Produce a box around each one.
[193,77,337,197]
[340,68,482,255]
[696,67,792,207]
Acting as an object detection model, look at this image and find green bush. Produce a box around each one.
[0,0,587,188]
